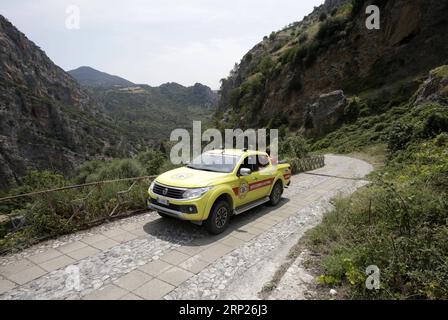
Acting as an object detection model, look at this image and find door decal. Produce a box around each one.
[249,178,274,191]
[238,181,249,199]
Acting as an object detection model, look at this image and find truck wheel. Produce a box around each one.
[204,200,230,234]
[269,181,283,206]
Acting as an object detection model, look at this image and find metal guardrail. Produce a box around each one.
[0,175,157,202]
[0,176,157,235]
[289,155,325,173]
[0,156,326,253]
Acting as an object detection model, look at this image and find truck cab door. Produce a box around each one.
[251,155,276,199]
[234,155,260,205]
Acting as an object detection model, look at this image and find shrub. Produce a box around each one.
[258,56,275,76]
[309,139,448,299]
[316,17,347,47]
[319,12,328,22]
[435,132,448,147]
[21,170,67,191]
[387,122,414,156]
[298,33,308,44]
[279,135,309,159]
[99,159,145,181]
[422,112,448,138]
[74,160,104,184]
[136,149,166,175]
[343,99,361,122]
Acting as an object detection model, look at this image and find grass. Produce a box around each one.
[306,108,448,299]
[347,144,387,169]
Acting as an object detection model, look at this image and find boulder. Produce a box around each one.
[309,90,347,135]
[415,66,448,105]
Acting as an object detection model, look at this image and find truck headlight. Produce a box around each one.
[149,181,155,192]
[182,187,213,200]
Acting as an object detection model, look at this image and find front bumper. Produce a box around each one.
[147,190,211,221]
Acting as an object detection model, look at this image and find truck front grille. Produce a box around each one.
[153,183,185,199]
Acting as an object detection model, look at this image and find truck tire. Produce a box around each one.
[269,181,283,206]
[204,200,230,234]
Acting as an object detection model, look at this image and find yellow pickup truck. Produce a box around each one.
[147,149,291,234]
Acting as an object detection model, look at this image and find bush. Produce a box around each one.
[435,132,448,147]
[137,149,166,175]
[316,17,347,47]
[343,99,361,122]
[280,135,309,159]
[97,159,145,181]
[258,56,275,76]
[319,12,327,22]
[309,139,448,299]
[298,33,308,44]
[21,170,67,191]
[423,113,448,138]
[387,122,414,156]
[77,159,145,183]
[74,160,104,184]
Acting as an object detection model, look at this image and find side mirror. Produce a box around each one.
[239,168,252,176]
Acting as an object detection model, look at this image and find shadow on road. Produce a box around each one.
[142,198,290,246]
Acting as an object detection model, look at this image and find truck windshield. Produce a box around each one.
[187,154,241,173]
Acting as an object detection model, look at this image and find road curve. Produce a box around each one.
[0,155,373,300]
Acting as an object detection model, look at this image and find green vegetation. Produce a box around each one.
[309,136,448,299]
[279,134,310,159]
[306,66,448,298]
[0,148,176,253]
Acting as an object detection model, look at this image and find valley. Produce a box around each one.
[0,16,217,188]
[0,0,447,300]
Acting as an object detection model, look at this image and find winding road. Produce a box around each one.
[0,155,373,300]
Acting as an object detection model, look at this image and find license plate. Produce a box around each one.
[157,197,169,206]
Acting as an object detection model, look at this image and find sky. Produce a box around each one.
[2,0,324,89]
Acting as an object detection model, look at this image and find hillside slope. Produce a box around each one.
[0,15,138,189]
[68,66,135,87]
[92,82,218,143]
[0,16,218,189]
[216,0,448,136]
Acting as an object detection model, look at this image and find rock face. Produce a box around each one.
[0,15,135,189]
[0,16,219,189]
[309,90,347,135]
[68,66,135,87]
[217,0,448,134]
[415,66,448,105]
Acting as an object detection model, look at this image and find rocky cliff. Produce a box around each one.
[0,15,219,189]
[216,0,448,135]
[0,15,136,188]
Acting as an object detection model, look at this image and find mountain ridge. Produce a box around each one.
[216,0,448,135]
[0,15,217,189]
[68,66,135,87]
